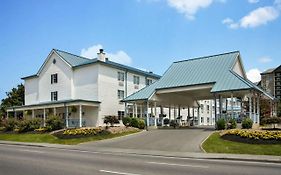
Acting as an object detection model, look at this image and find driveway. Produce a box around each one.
[78,128,214,153]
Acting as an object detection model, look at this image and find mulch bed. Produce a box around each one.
[221,134,281,144]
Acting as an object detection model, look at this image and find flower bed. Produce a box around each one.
[221,129,281,144]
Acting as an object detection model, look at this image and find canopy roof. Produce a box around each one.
[123,51,274,102]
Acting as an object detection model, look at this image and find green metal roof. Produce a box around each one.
[22,49,160,79]
[123,51,274,101]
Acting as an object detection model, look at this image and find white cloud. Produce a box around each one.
[240,6,279,28]
[81,44,103,59]
[258,56,272,63]
[81,44,132,65]
[167,0,214,20]
[246,68,261,82]
[223,6,279,29]
[248,0,259,4]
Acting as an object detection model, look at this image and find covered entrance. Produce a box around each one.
[6,99,100,128]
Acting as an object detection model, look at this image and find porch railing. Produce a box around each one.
[67,119,87,128]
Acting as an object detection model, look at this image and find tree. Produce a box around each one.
[277,100,281,117]
[0,84,24,118]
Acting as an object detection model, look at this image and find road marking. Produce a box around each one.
[21,149,45,154]
[147,161,209,168]
[99,169,141,175]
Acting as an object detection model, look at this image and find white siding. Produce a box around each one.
[73,64,98,101]
[233,60,244,77]
[38,53,73,102]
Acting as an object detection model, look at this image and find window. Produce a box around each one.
[51,74,58,84]
[133,76,140,85]
[118,72,125,81]
[207,117,210,123]
[118,90,125,99]
[201,117,204,123]
[200,104,204,113]
[207,105,210,114]
[51,91,58,101]
[118,111,125,120]
[146,79,153,86]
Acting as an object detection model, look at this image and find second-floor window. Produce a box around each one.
[118,72,125,81]
[118,90,124,99]
[133,76,140,85]
[51,91,58,101]
[146,79,153,86]
[51,74,58,84]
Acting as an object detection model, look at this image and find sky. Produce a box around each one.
[0,0,281,100]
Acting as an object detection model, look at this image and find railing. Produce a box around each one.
[67,119,87,128]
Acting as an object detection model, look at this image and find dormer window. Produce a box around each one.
[51,74,58,84]
[146,79,152,86]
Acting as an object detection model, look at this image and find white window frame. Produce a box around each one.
[133,75,140,85]
[118,72,125,81]
[118,90,125,99]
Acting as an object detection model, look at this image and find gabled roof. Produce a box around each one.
[261,68,276,75]
[22,49,160,79]
[124,51,274,102]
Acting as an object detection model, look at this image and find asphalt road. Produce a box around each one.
[79,128,214,152]
[0,144,280,175]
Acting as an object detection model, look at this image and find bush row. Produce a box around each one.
[223,129,281,140]
[216,117,252,130]
[122,117,145,129]
[0,115,64,133]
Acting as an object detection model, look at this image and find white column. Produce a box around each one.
[231,93,234,119]
[249,95,252,120]
[79,105,82,128]
[66,106,69,128]
[253,95,256,123]
[6,111,9,119]
[135,104,138,118]
[174,107,176,120]
[133,103,135,118]
[154,102,157,126]
[54,107,56,116]
[146,101,149,130]
[257,95,260,124]
[43,108,46,127]
[140,104,143,118]
[168,107,171,120]
[32,109,35,119]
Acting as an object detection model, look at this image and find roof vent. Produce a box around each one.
[97,49,106,62]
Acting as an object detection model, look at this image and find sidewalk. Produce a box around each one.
[1,140,280,163]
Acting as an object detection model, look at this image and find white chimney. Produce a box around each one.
[97,49,106,62]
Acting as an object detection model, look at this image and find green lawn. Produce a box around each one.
[202,132,281,156]
[0,130,139,145]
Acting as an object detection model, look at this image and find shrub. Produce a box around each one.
[3,118,18,131]
[130,118,139,128]
[45,115,64,131]
[242,117,253,129]
[63,128,102,136]
[228,119,237,129]
[18,118,41,133]
[216,118,226,130]
[122,117,132,127]
[170,120,179,128]
[138,119,145,129]
[104,115,119,127]
[163,118,170,125]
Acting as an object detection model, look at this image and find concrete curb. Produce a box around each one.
[199,132,214,153]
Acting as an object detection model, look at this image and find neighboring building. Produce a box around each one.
[260,66,281,100]
[7,49,160,127]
